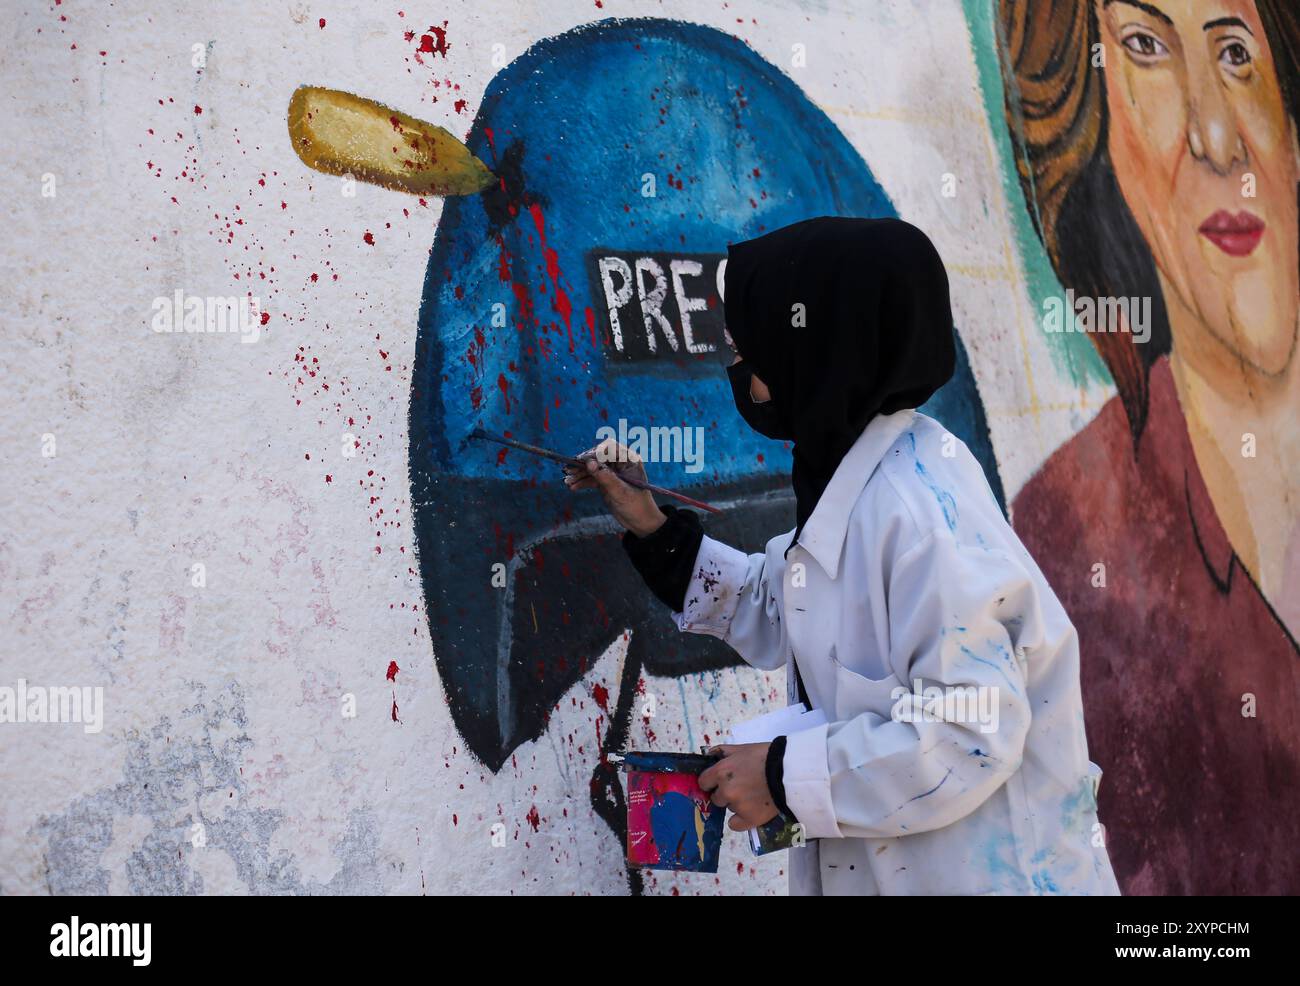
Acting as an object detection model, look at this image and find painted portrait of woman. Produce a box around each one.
[998,0,1300,893]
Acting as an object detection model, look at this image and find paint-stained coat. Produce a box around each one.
[669,409,1119,895]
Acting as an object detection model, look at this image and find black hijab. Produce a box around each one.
[723,217,956,540]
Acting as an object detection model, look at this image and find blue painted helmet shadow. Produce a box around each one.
[410,17,1004,774]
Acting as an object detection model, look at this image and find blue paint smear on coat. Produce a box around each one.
[1032,870,1062,895]
[915,459,959,532]
[990,640,1025,683]
[904,432,959,532]
[1060,775,1100,835]
[1029,846,1084,895]
[907,767,954,803]
[959,644,1023,697]
[982,832,1030,893]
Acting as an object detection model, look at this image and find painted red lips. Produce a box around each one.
[1199,210,1266,257]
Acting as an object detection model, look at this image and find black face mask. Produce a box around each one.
[726,360,794,440]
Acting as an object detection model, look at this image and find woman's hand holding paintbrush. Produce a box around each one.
[466,427,718,530]
[562,438,669,538]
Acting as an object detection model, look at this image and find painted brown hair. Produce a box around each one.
[997,0,1300,446]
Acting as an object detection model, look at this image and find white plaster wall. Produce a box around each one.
[0,0,1101,895]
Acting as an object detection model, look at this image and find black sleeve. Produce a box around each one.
[620,504,705,612]
[765,735,796,821]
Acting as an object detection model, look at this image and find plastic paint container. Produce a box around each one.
[619,751,725,873]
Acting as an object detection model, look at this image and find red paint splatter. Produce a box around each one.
[386,661,400,681]
[525,806,541,832]
[193,105,203,115]
[417,24,449,57]
[363,230,375,245]
[391,699,400,722]
[592,682,610,713]
[528,202,574,351]
[494,234,512,283]
[319,17,326,28]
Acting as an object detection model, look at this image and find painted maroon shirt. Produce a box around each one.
[1012,355,1300,894]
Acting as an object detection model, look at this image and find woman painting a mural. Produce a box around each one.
[999,0,1300,893]
[565,217,1120,895]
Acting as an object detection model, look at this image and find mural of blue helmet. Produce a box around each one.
[410,17,1003,774]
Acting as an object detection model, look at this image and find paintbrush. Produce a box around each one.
[468,427,722,513]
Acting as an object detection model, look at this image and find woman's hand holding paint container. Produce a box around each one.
[563,437,666,537]
[699,742,780,831]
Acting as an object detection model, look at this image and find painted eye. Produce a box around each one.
[1220,41,1251,68]
[1122,31,1168,60]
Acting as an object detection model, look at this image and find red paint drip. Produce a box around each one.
[386,661,400,681]
[528,202,574,351]
[494,233,512,283]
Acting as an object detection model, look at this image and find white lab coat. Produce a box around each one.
[670,409,1120,895]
